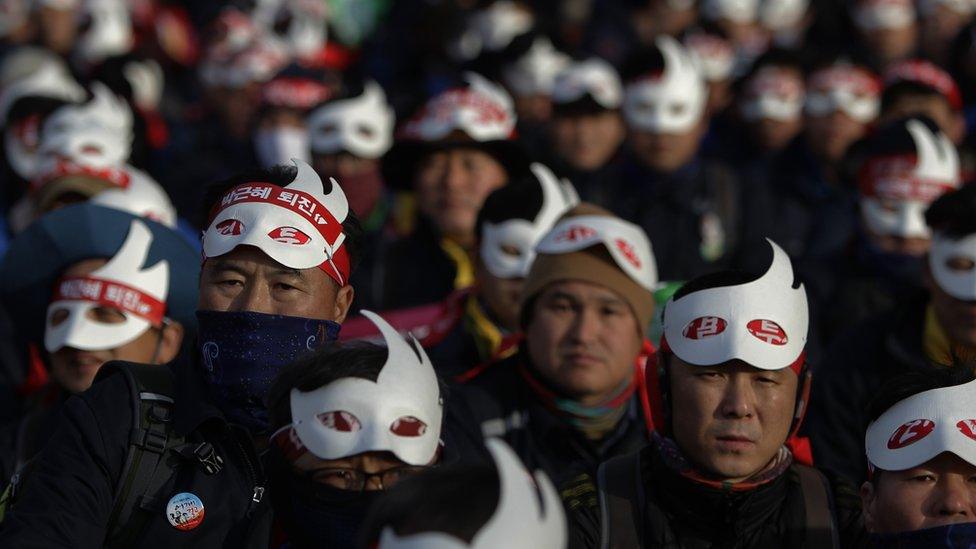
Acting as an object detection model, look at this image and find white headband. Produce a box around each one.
[663,239,808,370]
[377,438,567,549]
[866,379,976,471]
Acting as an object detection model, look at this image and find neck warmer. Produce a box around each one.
[868,522,976,548]
[923,305,976,368]
[518,361,636,440]
[654,432,793,492]
[197,310,340,433]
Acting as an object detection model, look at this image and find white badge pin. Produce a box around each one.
[166,492,205,531]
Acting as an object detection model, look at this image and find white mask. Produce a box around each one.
[45,219,169,353]
[663,239,808,371]
[929,233,976,301]
[503,37,571,98]
[401,72,517,143]
[760,0,810,30]
[480,163,579,279]
[859,119,960,239]
[741,66,806,122]
[536,215,658,291]
[254,127,310,168]
[39,82,134,168]
[852,0,916,30]
[552,58,623,109]
[805,65,881,123]
[684,33,735,84]
[866,379,976,471]
[623,36,706,134]
[284,310,443,466]
[202,159,351,286]
[702,0,760,23]
[377,439,567,549]
[75,0,134,65]
[90,165,178,228]
[307,81,394,159]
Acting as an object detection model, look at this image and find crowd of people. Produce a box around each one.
[0,0,975,547]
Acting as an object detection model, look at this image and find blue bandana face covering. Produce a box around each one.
[868,522,976,548]
[197,310,341,432]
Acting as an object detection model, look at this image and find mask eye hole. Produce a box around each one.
[50,308,70,327]
[319,122,338,134]
[499,245,522,257]
[390,416,427,437]
[355,124,375,138]
[669,104,687,116]
[877,199,900,213]
[945,256,976,272]
[86,306,126,324]
[317,411,361,432]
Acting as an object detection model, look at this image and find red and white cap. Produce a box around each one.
[202,159,352,286]
[623,36,707,134]
[399,73,517,143]
[866,379,976,471]
[805,63,881,123]
[852,0,916,30]
[90,166,177,228]
[378,439,566,549]
[929,233,976,301]
[741,65,806,122]
[277,310,443,466]
[859,119,960,239]
[663,239,808,372]
[45,219,169,353]
[307,81,395,159]
[884,59,963,111]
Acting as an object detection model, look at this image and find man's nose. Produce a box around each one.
[933,476,973,519]
[227,283,273,314]
[719,377,755,419]
[568,308,601,344]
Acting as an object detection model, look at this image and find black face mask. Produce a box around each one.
[271,454,383,548]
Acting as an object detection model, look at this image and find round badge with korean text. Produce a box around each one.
[166,492,205,531]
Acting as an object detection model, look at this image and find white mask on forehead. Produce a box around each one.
[623,36,706,134]
[805,66,880,123]
[377,439,567,549]
[307,81,394,159]
[480,163,579,279]
[663,239,808,370]
[930,233,976,301]
[741,67,805,122]
[75,0,134,65]
[286,310,443,466]
[45,220,169,353]
[860,120,960,239]
[866,379,976,472]
[40,83,134,167]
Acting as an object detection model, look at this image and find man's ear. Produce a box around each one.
[860,480,878,533]
[155,321,185,364]
[333,284,355,324]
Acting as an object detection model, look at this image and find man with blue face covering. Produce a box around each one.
[0,159,361,547]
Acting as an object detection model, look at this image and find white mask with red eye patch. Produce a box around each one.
[285,310,444,466]
[663,238,808,371]
[866,379,976,472]
[39,83,133,168]
[201,159,351,287]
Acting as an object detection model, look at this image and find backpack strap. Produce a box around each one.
[597,450,645,549]
[101,362,183,548]
[795,464,840,549]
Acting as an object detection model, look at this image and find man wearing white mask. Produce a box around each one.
[265,311,446,547]
[860,370,976,545]
[577,240,866,548]
[851,0,919,71]
[808,183,976,484]
[306,80,395,310]
[613,36,746,280]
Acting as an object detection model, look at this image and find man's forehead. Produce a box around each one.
[204,246,318,279]
[673,355,796,376]
[540,279,628,303]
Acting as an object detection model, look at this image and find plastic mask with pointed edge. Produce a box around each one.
[535,215,658,291]
[663,239,808,371]
[623,36,707,134]
[859,120,960,239]
[552,58,622,109]
[39,83,134,167]
[202,159,351,287]
[279,310,443,466]
[0,63,85,126]
[307,81,395,159]
[75,0,134,65]
[400,72,516,143]
[866,379,976,471]
[45,219,168,353]
[741,66,805,122]
[503,38,571,97]
[805,65,881,123]
[480,163,579,279]
[377,438,567,549]
[929,233,976,301]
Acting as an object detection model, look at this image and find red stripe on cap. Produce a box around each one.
[857,153,957,201]
[53,276,166,325]
[208,182,351,287]
[31,160,131,193]
[885,60,962,110]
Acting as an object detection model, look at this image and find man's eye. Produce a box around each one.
[274,283,298,291]
[217,279,243,288]
[756,376,779,385]
[697,371,722,379]
[601,307,625,317]
[910,474,936,482]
